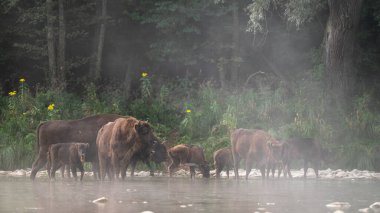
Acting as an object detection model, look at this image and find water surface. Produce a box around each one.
[0,176,379,213]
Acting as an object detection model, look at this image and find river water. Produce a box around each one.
[0,176,379,213]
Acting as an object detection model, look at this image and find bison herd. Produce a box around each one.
[30,114,324,181]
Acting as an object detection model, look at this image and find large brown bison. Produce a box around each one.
[230,128,280,180]
[168,144,210,178]
[47,142,89,181]
[97,117,161,180]
[280,138,322,178]
[213,147,233,179]
[31,114,125,180]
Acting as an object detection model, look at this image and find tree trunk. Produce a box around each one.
[93,0,107,81]
[325,0,363,109]
[57,0,66,89]
[46,0,57,88]
[231,1,240,86]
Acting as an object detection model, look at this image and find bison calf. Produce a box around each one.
[213,147,233,179]
[168,144,210,178]
[47,143,89,181]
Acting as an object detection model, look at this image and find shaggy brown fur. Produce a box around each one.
[168,144,210,178]
[97,117,158,180]
[47,143,89,181]
[213,147,233,179]
[230,128,280,179]
[280,138,322,178]
[31,114,125,180]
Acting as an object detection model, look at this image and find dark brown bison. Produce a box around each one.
[47,143,89,181]
[279,138,322,178]
[230,128,280,180]
[128,140,168,177]
[31,114,125,180]
[168,144,210,178]
[97,117,159,180]
[213,147,233,179]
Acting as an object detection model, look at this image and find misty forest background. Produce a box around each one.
[0,0,379,171]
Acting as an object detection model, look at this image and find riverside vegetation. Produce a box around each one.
[0,74,379,172]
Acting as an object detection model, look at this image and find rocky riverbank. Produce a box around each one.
[1,168,380,179]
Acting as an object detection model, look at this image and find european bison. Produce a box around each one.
[31,114,125,180]
[213,147,233,179]
[279,138,322,178]
[47,143,89,181]
[97,117,159,180]
[128,140,168,177]
[230,128,280,180]
[168,144,210,178]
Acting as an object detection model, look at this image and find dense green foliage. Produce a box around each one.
[0,0,379,171]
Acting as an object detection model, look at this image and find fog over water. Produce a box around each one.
[1,176,379,213]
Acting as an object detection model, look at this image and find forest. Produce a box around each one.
[0,0,379,171]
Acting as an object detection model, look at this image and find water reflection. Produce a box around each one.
[0,177,379,213]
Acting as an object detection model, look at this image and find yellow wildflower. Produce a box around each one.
[142,72,148,77]
[19,78,26,83]
[8,91,17,96]
[47,104,55,111]
[186,109,192,113]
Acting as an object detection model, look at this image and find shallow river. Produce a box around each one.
[0,176,379,213]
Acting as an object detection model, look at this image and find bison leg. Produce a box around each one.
[189,166,195,179]
[232,155,240,180]
[312,161,319,178]
[303,160,308,178]
[30,148,48,180]
[78,163,84,181]
[98,155,108,181]
[245,159,254,180]
[146,161,154,176]
[111,154,121,180]
[71,165,78,181]
[129,159,137,177]
[215,165,222,179]
[50,161,62,180]
[168,159,179,177]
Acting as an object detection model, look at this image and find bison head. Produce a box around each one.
[199,163,210,178]
[135,121,156,145]
[150,140,168,163]
[76,143,90,163]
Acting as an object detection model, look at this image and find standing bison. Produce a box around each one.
[168,144,210,178]
[213,147,233,179]
[280,138,322,178]
[230,128,280,180]
[47,142,89,181]
[97,117,162,180]
[30,114,125,180]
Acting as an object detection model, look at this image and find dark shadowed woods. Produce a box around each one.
[0,0,379,171]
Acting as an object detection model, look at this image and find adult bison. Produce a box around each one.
[213,147,233,179]
[230,128,280,180]
[97,117,162,180]
[30,114,125,180]
[168,144,210,178]
[280,138,322,178]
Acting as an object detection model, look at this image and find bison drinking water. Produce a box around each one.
[230,128,280,180]
[168,144,210,178]
[279,137,322,178]
[97,117,163,180]
[213,147,233,179]
[31,114,125,180]
[47,142,89,181]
